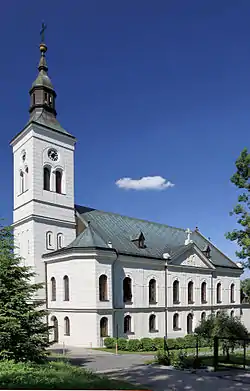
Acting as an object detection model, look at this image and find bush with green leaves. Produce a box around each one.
[127,339,141,351]
[140,338,155,351]
[103,337,115,349]
[154,350,171,365]
[153,337,164,350]
[0,360,138,390]
[117,338,127,350]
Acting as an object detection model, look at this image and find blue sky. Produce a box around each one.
[1,0,249,275]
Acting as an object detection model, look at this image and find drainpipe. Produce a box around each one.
[164,263,168,339]
[111,249,119,339]
[44,261,49,342]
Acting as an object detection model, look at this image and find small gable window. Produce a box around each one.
[123,277,132,303]
[149,279,156,304]
[43,166,51,191]
[131,232,146,249]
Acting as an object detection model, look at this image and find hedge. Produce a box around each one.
[104,335,210,351]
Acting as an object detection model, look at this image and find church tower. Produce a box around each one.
[10,30,76,299]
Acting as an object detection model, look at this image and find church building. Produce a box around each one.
[10,37,245,348]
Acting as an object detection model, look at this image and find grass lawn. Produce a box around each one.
[0,360,144,390]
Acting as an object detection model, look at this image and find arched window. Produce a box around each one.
[149,279,156,304]
[51,316,58,342]
[230,310,234,318]
[99,275,108,301]
[188,281,194,304]
[43,166,51,191]
[124,315,131,333]
[57,233,63,249]
[201,312,206,321]
[55,170,62,194]
[201,282,207,304]
[216,282,222,303]
[24,167,29,191]
[20,171,24,194]
[123,277,132,303]
[173,280,179,304]
[100,317,108,337]
[51,277,56,301]
[63,275,69,301]
[46,231,53,250]
[149,314,156,332]
[216,311,220,318]
[173,313,179,330]
[187,313,193,334]
[230,283,235,303]
[64,317,70,336]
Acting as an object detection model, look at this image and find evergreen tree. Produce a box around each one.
[0,225,52,363]
[226,148,250,266]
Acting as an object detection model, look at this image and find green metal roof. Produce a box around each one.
[28,109,75,138]
[67,223,109,249]
[74,205,240,270]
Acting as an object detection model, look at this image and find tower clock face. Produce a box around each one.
[48,148,59,162]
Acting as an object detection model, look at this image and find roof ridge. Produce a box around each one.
[75,204,186,233]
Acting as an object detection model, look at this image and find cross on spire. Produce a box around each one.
[40,22,47,43]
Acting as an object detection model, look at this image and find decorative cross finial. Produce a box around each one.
[185,228,193,245]
[40,22,47,43]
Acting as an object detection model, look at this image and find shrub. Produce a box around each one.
[175,337,185,349]
[117,338,127,351]
[153,338,164,350]
[182,334,197,348]
[155,350,171,366]
[0,360,138,389]
[127,339,141,352]
[140,338,155,351]
[170,350,188,369]
[104,337,115,349]
[166,338,178,350]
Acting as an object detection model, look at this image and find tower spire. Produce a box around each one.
[29,23,57,119]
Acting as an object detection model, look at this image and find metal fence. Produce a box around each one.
[214,336,250,371]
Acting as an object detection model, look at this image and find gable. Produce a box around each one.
[170,245,214,269]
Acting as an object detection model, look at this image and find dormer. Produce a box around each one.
[131,232,146,249]
[202,245,211,258]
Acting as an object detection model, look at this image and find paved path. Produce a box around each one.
[49,345,250,390]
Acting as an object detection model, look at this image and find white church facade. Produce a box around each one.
[10,39,246,348]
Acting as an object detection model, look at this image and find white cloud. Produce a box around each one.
[115,176,175,191]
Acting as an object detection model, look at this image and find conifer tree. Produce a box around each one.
[0,225,52,362]
[226,148,250,266]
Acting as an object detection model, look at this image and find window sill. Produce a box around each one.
[231,301,235,304]
[101,335,110,338]
[173,300,180,305]
[64,334,70,336]
[149,301,157,305]
[124,301,133,305]
[188,301,195,305]
[173,327,182,331]
[149,329,159,333]
[217,301,222,304]
[201,300,207,304]
[125,331,135,335]
[99,299,110,302]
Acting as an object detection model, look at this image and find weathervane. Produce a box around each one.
[40,22,47,43]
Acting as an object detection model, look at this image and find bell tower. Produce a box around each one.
[10,26,77,299]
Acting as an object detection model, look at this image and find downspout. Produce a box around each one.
[44,261,49,342]
[111,249,119,339]
[165,263,168,338]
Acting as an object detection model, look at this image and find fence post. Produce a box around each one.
[213,336,219,372]
[196,336,199,357]
[243,339,246,370]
